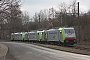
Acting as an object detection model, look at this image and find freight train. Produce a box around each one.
[11,27,76,45]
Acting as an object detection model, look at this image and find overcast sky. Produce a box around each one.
[20,0,90,16]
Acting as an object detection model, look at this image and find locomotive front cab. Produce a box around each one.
[64,28,76,45]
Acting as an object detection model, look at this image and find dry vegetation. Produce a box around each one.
[29,42,90,55]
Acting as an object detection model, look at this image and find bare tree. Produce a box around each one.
[39,9,49,29]
[68,0,78,15]
[21,11,30,25]
[0,0,22,39]
[21,11,32,31]
[57,2,68,26]
[58,2,67,13]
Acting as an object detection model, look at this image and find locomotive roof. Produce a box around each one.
[63,27,74,29]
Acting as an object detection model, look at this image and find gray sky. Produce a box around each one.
[20,0,90,16]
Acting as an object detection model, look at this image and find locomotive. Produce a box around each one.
[11,27,76,45]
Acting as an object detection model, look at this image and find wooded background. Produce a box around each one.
[0,0,90,43]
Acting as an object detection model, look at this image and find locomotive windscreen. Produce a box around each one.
[64,29,74,34]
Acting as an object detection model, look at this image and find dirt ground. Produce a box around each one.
[75,41,90,51]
